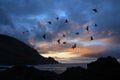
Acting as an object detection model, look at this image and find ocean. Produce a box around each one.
[0,63,87,73]
[34,63,87,74]
[1,59,120,74]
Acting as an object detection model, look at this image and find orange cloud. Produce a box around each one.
[28,38,35,46]
[41,51,80,59]
[35,42,50,50]
[34,38,108,59]
[107,31,113,36]
[63,45,108,57]
[71,22,81,30]
[83,22,92,30]
[100,36,118,44]
[39,21,47,27]
[46,30,53,34]
[57,31,67,37]
[28,21,112,60]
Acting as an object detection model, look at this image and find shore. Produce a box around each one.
[0,56,120,80]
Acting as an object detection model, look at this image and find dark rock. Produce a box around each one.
[87,56,119,69]
[60,56,120,80]
[87,56,120,80]
[60,66,87,80]
[0,65,58,80]
[1,46,120,80]
[0,34,58,65]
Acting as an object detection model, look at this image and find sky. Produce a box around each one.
[0,0,120,63]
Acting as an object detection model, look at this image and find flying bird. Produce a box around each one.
[92,9,97,13]
[42,34,46,39]
[57,39,61,44]
[72,44,76,49]
[63,34,66,37]
[48,21,52,24]
[63,42,67,44]
[56,17,59,20]
[65,19,69,23]
[86,26,89,31]
[95,24,98,27]
[22,32,25,34]
[90,36,94,40]
[75,32,79,35]
[26,30,29,32]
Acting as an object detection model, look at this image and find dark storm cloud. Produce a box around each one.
[0,8,15,29]
[91,0,120,44]
[0,0,120,58]
[0,0,56,16]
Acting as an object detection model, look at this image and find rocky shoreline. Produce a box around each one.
[0,56,120,80]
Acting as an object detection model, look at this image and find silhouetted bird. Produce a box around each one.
[56,17,59,20]
[26,30,29,32]
[72,44,76,49]
[22,32,25,34]
[57,39,61,44]
[42,34,46,39]
[63,34,66,37]
[92,9,97,13]
[75,32,79,35]
[48,21,52,24]
[86,26,89,31]
[95,24,98,27]
[63,42,67,44]
[91,36,94,40]
[65,19,68,23]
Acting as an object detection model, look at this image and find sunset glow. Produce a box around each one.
[41,52,80,59]
[0,0,120,63]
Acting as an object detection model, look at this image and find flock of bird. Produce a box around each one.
[23,8,98,49]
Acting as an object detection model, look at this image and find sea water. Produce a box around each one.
[0,63,87,73]
[34,63,87,74]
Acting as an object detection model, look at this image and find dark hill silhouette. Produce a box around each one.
[60,66,87,80]
[0,34,58,65]
[87,56,120,80]
[87,56,119,70]
[0,56,120,80]
[60,56,120,80]
[0,65,58,80]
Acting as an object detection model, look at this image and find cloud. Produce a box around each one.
[0,8,15,29]
[84,45,120,58]
[0,0,120,60]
